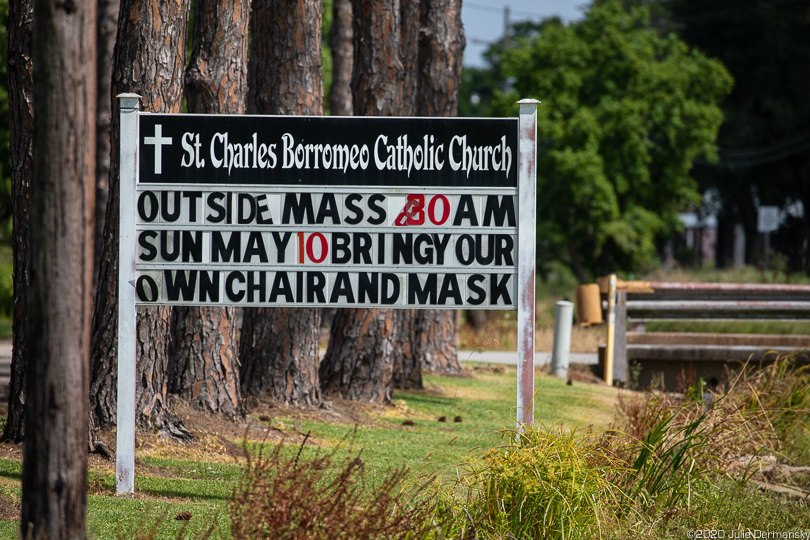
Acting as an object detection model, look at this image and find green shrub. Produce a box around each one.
[455,424,629,540]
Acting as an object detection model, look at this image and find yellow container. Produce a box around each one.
[575,284,603,326]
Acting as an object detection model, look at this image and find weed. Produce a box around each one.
[228,433,437,539]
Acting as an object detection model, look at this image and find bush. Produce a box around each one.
[453,424,629,540]
[228,434,437,540]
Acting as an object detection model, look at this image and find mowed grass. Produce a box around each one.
[0,367,620,538]
[265,367,619,483]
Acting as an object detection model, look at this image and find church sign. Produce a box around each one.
[134,114,519,308]
[115,95,539,494]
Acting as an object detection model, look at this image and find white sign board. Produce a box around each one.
[115,96,539,494]
[758,206,779,233]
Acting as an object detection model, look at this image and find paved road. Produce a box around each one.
[458,350,597,366]
[0,343,597,399]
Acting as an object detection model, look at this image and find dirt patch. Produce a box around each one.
[0,495,19,521]
[0,441,22,462]
[245,395,393,429]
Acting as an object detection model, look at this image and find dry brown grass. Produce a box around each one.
[459,310,604,353]
[228,435,436,540]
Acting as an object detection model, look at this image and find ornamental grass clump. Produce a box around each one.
[456,424,629,540]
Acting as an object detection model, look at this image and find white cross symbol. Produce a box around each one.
[144,124,172,174]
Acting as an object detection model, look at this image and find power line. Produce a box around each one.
[697,138,810,168]
[464,1,565,20]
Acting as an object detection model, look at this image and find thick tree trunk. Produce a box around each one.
[184,0,249,115]
[137,308,191,438]
[412,0,464,374]
[3,0,33,444]
[170,0,249,418]
[415,0,464,118]
[94,0,120,288]
[350,0,407,117]
[169,307,244,419]
[321,0,410,403]
[415,310,460,374]
[320,309,395,403]
[89,0,191,440]
[391,310,421,389]
[328,0,353,116]
[21,0,96,536]
[240,308,321,405]
[239,0,324,406]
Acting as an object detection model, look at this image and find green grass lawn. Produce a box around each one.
[0,365,807,538]
[0,368,620,538]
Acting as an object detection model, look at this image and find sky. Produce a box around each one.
[461,1,589,67]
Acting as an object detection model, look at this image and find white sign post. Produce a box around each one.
[116,94,140,494]
[115,96,538,493]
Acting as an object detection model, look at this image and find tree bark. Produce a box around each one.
[391,310,421,389]
[415,309,460,374]
[170,0,249,419]
[184,0,249,115]
[240,307,321,405]
[320,309,395,403]
[412,0,464,374]
[328,0,353,116]
[3,0,33,444]
[239,0,323,406]
[94,0,120,288]
[89,0,191,440]
[415,0,464,118]
[350,0,407,117]
[22,0,96,535]
[320,0,411,403]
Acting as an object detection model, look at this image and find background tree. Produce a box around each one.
[319,0,409,404]
[328,0,352,116]
[492,1,732,281]
[169,0,249,420]
[3,0,33,443]
[412,0,464,375]
[238,0,324,407]
[95,0,120,286]
[89,0,191,439]
[22,0,96,535]
[660,0,810,271]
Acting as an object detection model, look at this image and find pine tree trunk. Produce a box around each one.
[21,0,96,535]
[320,309,395,403]
[391,310,422,390]
[169,307,243,419]
[328,0,353,116]
[415,0,464,118]
[321,0,412,403]
[170,0,249,418]
[239,0,324,406]
[412,0,464,374]
[3,0,33,443]
[415,310,460,374]
[240,307,321,405]
[94,0,120,288]
[89,0,191,440]
[137,307,191,438]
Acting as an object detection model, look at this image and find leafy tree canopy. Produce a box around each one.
[489,1,732,281]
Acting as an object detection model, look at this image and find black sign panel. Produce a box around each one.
[138,114,518,188]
